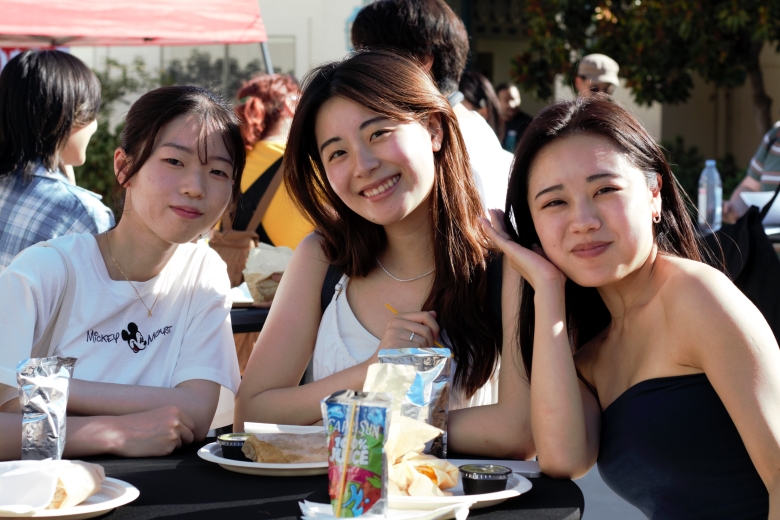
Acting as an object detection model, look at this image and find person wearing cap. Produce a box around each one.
[575,54,620,97]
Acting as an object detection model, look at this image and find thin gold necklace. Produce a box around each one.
[612,258,659,321]
[104,232,162,317]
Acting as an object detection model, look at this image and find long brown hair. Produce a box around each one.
[285,49,500,396]
[505,96,705,379]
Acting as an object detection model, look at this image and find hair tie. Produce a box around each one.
[239,96,252,104]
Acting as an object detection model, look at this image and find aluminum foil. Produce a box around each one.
[17,357,76,460]
[378,348,451,457]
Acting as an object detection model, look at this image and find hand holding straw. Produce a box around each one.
[384,303,445,349]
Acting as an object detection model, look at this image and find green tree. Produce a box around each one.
[511,0,780,134]
[163,49,264,98]
[73,57,157,202]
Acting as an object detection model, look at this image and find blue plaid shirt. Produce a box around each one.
[0,166,115,271]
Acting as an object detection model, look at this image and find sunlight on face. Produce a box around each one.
[315,96,441,226]
[122,114,235,245]
[526,133,660,287]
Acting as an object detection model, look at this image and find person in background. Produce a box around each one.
[574,54,620,98]
[483,96,779,519]
[723,121,780,223]
[231,74,313,249]
[235,50,533,459]
[0,86,243,461]
[459,71,505,140]
[351,0,513,214]
[495,82,533,152]
[0,50,114,271]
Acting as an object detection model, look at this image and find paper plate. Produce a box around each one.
[389,475,531,511]
[0,478,139,519]
[198,442,328,477]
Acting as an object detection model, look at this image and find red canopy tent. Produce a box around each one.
[0,0,272,70]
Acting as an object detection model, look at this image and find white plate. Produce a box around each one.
[389,475,532,511]
[244,422,324,435]
[0,478,139,519]
[198,442,328,477]
[301,500,471,520]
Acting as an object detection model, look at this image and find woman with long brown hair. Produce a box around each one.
[482,96,780,518]
[235,49,533,458]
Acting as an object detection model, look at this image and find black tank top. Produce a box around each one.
[597,373,767,520]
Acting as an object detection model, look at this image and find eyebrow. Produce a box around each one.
[534,172,621,200]
[160,142,233,166]
[318,116,390,154]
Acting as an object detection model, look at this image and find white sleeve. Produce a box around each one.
[0,247,65,402]
[170,252,240,394]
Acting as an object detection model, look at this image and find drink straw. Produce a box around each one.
[334,397,358,517]
[384,303,446,349]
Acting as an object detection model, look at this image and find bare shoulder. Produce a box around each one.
[658,255,777,359]
[293,232,329,266]
[659,255,749,316]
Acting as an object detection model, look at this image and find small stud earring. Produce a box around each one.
[653,214,661,224]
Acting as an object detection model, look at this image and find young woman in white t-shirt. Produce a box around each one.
[0,86,246,460]
[235,50,534,459]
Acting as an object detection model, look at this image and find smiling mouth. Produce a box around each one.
[171,206,204,218]
[571,241,611,256]
[361,174,400,198]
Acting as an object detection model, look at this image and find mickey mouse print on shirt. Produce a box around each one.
[86,322,174,353]
[121,322,147,353]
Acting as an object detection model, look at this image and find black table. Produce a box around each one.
[87,440,583,520]
[230,307,269,334]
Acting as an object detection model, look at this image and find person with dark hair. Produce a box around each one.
[459,71,504,139]
[0,49,113,271]
[351,0,514,214]
[482,96,780,518]
[495,82,533,152]
[230,73,312,250]
[235,50,533,459]
[0,86,246,460]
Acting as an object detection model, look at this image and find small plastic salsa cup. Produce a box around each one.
[458,464,512,495]
[217,433,251,461]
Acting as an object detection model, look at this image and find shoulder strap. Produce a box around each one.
[321,264,345,313]
[246,157,284,236]
[486,254,503,322]
[30,242,77,358]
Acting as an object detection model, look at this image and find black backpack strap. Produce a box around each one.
[486,254,503,322]
[321,264,345,313]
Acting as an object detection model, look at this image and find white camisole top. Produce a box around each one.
[311,274,499,410]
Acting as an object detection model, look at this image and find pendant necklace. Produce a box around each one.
[105,233,163,317]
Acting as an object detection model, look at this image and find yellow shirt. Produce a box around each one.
[240,141,313,250]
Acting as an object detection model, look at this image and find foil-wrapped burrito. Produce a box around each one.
[17,357,76,460]
[377,348,451,458]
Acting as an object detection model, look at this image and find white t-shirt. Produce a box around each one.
[0,234,240,404]
[457,109,515,213]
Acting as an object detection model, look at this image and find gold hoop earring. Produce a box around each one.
[653,214,661,224]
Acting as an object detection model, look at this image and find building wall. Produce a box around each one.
[661,43,780,167]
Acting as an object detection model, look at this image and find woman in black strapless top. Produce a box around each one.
[483,97,780,519]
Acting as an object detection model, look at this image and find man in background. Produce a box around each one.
[351,0,513,213]
[575,54,620,97]
[723,121,780,223]
[496,83,533,152]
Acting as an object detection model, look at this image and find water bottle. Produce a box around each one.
[697,159,722,233]
[504,129,518,152]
